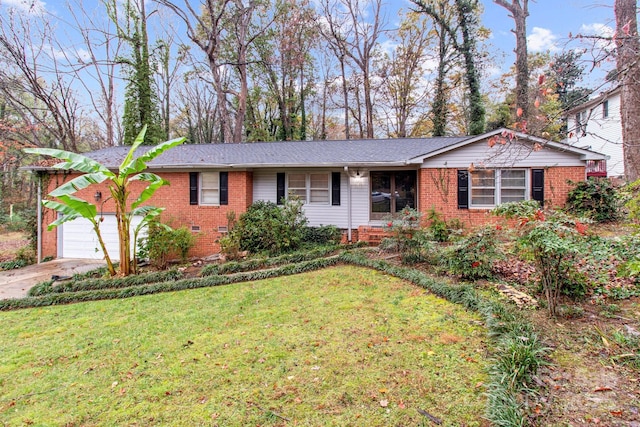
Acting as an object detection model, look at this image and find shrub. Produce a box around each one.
[442,226,502,280]
[172,226,197,262]
[381,207,433,264]
[139,220,196,269]
[226,198,308,256]
[0,259,29,271]
[425,207,450,242]
[494,202,587,316]
[566,178,621,222]
[15,246,36,265]
[300,225,342,246]
[219,211,242,261]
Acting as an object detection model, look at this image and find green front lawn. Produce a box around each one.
[0,266,488,426]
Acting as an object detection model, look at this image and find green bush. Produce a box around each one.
[381,207,433,264]
[566,178,621,223]
[442,226,502,280]
[494,202,587,316]
[300,225,342,246]
[425,207,451,242]
[226,199,308,256]
[139,220,196,269]
[203,245,340,276]
[0,259,29,271]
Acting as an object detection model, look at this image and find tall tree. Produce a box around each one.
[155,0,272,143]
[319,0,385,139]
[547,50,592,112]
[431,2,457,136]
[614,0,640,181]
[377,11,433,138]
[107,0,166,146]
[63,0,124,147]
[174,66,219,144]
[152,32,187,140]
[252,0,317,141]
[494,0,529,122]
[318,1,351,139]
[412,0,486,135]
[0,7,82,151]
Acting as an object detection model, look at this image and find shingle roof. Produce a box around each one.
[38,136,471,170]
[22,128,607,172]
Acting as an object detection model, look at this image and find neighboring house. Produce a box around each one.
[26,128,606,261]
[566,86,623,177]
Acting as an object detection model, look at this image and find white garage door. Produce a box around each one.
[60,214,144,260]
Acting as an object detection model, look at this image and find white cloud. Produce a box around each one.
[580,23,615,38]
[1,0,47,14]
[527,27,559,53]
[578,23,615,52]
[74,48,92,63]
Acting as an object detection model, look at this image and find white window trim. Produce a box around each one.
[469,169,529,209]
[200,171,220,206]
[287,172,331,205]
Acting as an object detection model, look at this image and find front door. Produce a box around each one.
[370,171,417,220]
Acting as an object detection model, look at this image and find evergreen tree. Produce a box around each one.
[108,0,165,145]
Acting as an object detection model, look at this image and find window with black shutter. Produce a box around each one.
[331,172,341,206]
[189,172,198,205]
[276,173,285,205]
[532,169,544,206]
[220,172,228,205]
[457,170,469,209]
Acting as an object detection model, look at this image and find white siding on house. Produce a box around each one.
[252,169,371,229]
[349,175,372,227]
[567,90,623,176]
[421,138,584,169]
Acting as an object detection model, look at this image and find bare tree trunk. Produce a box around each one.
[615,0,640,181]
[494,0,529,121]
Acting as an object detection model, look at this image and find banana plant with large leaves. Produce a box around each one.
[25,126,185,276]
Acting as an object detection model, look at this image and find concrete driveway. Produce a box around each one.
[0,259,106,299]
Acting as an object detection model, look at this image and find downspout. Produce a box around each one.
[344,166,352,242]
[36,172,42,263]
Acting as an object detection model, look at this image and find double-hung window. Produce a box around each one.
[200,172,220,205]
[189,171,228,206]
[470,169,527,207]
[287,173,308,202]
[286,173,330,204]
[309,174,330,203]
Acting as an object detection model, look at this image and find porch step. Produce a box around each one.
[357,226,390,246]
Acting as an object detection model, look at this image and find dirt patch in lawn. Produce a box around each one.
[526,297,640,426]
[0,232,29,262]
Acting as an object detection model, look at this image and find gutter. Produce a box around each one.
[36,172,42,263]
[344,166,352,242]
[23,161,413,172]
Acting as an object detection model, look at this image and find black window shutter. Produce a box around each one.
[189,172,198,205]
[457,170,469,209]
[331,172,341,206]
[220,172,228,205]
[276,173,285,205]
[532,169,544,206]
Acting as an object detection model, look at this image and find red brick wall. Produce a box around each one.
[418,166,585,228]
[41,170,253,259]
[40,166,587,257]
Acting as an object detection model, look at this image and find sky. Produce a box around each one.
[482,0,615,54]
[2,0,619,89]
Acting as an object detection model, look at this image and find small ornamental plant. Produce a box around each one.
[494,201,588,317]
[442,226,502,280]
[380,207,430,264]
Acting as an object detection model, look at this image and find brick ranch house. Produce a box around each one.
[26,128,607,262]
